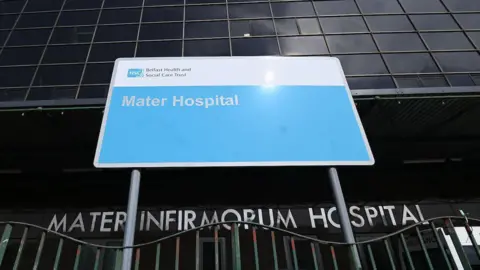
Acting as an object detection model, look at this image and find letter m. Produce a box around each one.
[122,96,135,107]
[48,214,67,232]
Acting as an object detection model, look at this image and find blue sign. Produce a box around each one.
[94,57,374,168]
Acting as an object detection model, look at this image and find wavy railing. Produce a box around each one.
[0,216,479,269]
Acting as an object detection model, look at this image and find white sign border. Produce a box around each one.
[93,56,374,168]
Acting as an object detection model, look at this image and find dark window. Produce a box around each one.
[399,0,446,12]
[51,26,95,44]
[103,0,143,8]
[58,10,100,26]
[136,41,182,57]
[271,2,315,17]
[274,19,298,35]
[144,0,180,6]
[0,88,27,102]
[0,46,44,65]
[25,0,63,12]
[7,28,52,45]
[82,63,114,84]
[187,0,224,3]
[434,52,480,72]
[228,4,272,19]
[42,44,90,63]
[442,0,480,12]
[142,7,184,22]
[64,0,103,10]
[33,64,84,86]
[447,75,475,86]
[279,36,328,56]
[89,43,136,62]
[0,30,10,45]
[0,14,19,30]
[230,20,275,37]
[327,35,377,53]
[0,66,36,87]
[347,76,396,90]
[17,12,58,28]
[232,37,279,56]
[374,33,426,51]
[100,9,141,24]
[139,23,183,40]
[184,39,231,56]
[185,21,229,38]
[313,1,360,15]
[186,5,227,20]
[26,86,77,100]
[421,32,474,50]
[454,14,480,30]
[365,15,414,32]
[77,85,109,99]
[297,18,321,35]
[467,32,480,49]
[96,24,139,41]
[0,0,26,14]
[336,54,388,75]
[394,75,422,87]
[320,17,368,34]
[383,53,439,73]
[356,0,403,13]
[419,75,448,87]
[410,15,459,30]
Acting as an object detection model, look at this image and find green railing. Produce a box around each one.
[0,216,479,269]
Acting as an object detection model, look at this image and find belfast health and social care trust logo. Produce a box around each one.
[127,68,144,78]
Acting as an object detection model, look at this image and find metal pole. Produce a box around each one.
[328,167,362,270]
[122,169,141,270]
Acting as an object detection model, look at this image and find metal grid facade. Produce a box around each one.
[0,0,479,102]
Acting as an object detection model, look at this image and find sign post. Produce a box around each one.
[94,57,374,270]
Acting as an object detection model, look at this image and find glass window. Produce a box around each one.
[139,23,182,40]
[25,0,63,11]
[271,2,315,17]
[231,37,279,56]
[100,9,141,24]
[454,14,480,30]
[144,0,179,6]
[185,21,229,38]
[421,32,474,50]
[51,26,95,44]
[441,0,480,12]
[399,0,446,12]
[64,0,103,10]
[142,7,184,22]
[230,20,275,37]
[365,15,414,32]
[187,0,224,3]
[410,14,459,30]
[274,19,298,35]
[96,24,139,41]
[82,63,114,84]
[0,30,10,45]
[26,86,77,100]
[77,85,109,99]
[313,1,360,15]
[356,0,403,13]
[279,36,328,56]
[446,74,475,86]
[0,46,44,65]
[42,44,90,63]
[336,54,388,75]
[419,75,448,87]
[0,88,27,102]
[394,76,422,87]
[326,35,377,53]
[103,0,143,8]
[0,67,35,87]
[89,42,136,62]
[33,64,83,86]
[0,0,26,14]
[374,33,426,51]
[18,12,58,28]
[297,18,321,35]
[383,53,439,73]
[228,4,272,19]
[347,76,396,90]
[467,32,480,49]
[184,39,231,56]
[434,52,480,72]
[58,10,100,26]
[0,14,19,30]
[136,41,182,57]
[186,5,227,20]
[7,28,52,45]
[320,17,368,34]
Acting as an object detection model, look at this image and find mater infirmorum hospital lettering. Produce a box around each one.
[121,95,240,109]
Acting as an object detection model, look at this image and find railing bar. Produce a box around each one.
[330,245,339,270]
[73,245,82,270]
[234,223,242,270]
[33,232,46,270]
[271,231,279,270]
[310,243,319,270]
[93,248,101,270]
[366,244,377,270]
[155,243,161,270]
[215,226,219,270]
[196,230,200,270]
[445,218,472,270]
[416,227,434,270]
[52,238,64,270]
[430,222,452,270]
[399,233,415,270]
[465,222,480,260]
[253,227,260,270]
[383,239,396,270]
[291,238,299,270]
[13,227,28,270]
[0,224,13,267]
[115,250,123,270]
[135,248,141,270]
[175,237,180,270]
